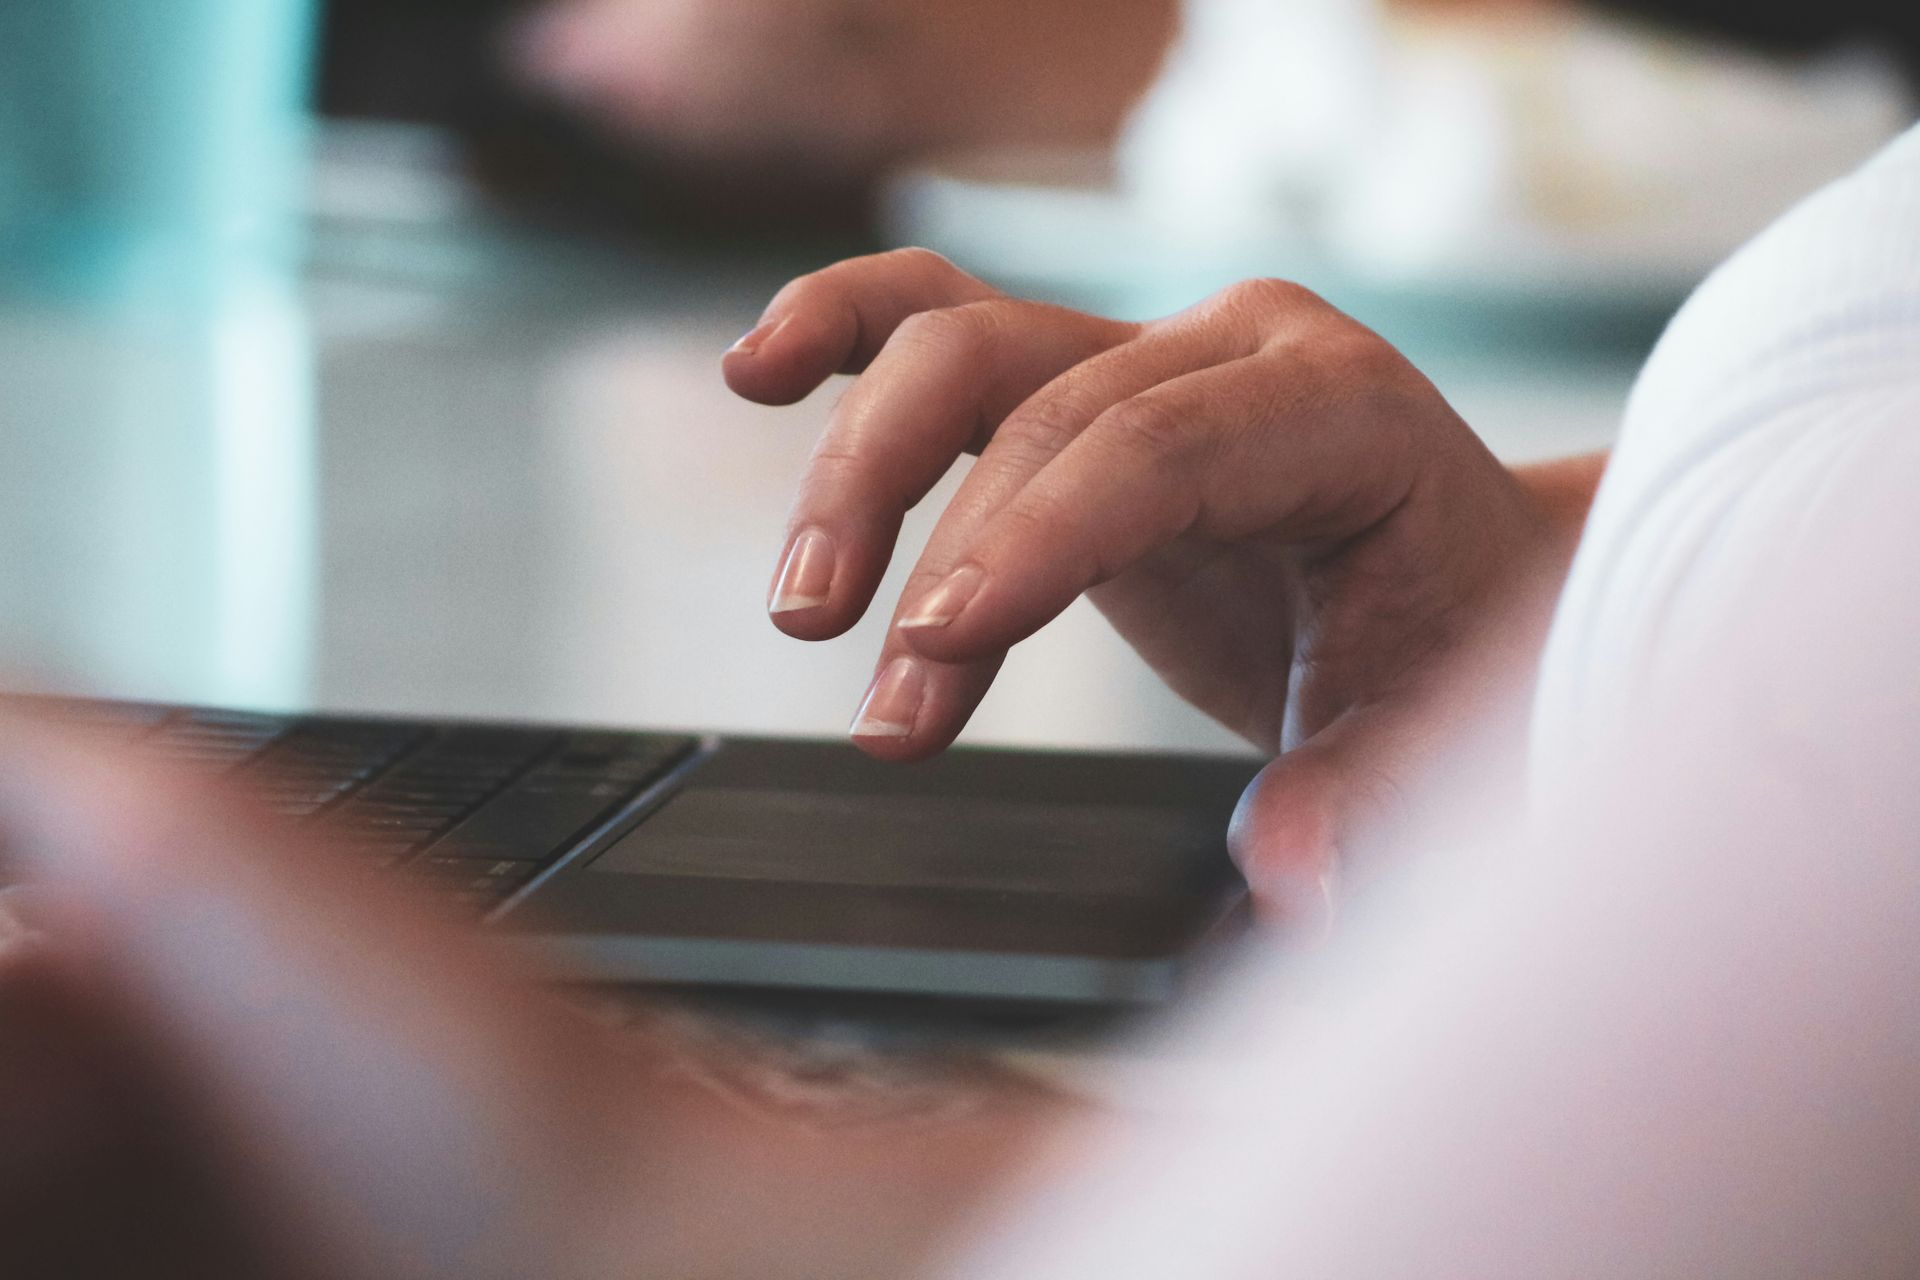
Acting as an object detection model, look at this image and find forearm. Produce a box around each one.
[1462,446,1610,683]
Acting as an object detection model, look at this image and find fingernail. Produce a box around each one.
[728,318,783,358]
[898,565,984,631]
[769,529,836,615]
[850,657,925,739]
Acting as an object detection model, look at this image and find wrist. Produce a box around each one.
[1513,449,1610,565]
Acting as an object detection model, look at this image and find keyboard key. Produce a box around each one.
[542,734,694,782]
[412,856,540,889]
[433,788,632,864]
[511,776,637,801]
[18,702,701,906]
[358,783,493,803]
[262,799,332,819]
[145,717,287,774]
[354,797,476,819]
[255,785,350,806]
[336,839,420,864]
[419,735,691,863]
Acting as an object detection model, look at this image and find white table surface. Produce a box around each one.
[5,131,1645,755]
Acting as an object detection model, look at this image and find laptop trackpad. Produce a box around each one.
[588,787,1223,898]
[525,740,1255,987]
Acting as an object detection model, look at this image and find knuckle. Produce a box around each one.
[1214,276,1321,317]
[892,304,990,362]
[779,247,957,307]
[803,436,869,481]
[997,391,1091,461]
[1302,309,1386,360]
[1277,324,1408,404]
[1096,395,1199,463]
[1344,334,1410,392]
[801,428,909,507]
[994,498,1076,568]
[887,297,1048,372]
[884,246,960,279]
[957,296,1046,334]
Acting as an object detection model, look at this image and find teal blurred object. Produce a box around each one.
[0,0,316,301]
[0,0,320,710]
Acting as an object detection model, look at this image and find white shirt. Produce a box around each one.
[1533,121,1920,802]
[949,124,1920,1280]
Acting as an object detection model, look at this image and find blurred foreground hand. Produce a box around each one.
[0,716,1061,1280]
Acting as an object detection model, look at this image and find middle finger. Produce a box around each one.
[847,315,1265,759]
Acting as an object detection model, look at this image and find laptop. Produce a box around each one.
[8,697,1259,1015]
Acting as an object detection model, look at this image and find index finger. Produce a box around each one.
[722,247,1001,406]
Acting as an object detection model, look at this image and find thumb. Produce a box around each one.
[1228,702,1431,937]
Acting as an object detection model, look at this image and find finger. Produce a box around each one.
[769,297,1132,638]
[1227,702,1429,938]
[845,646,1009,763]
[723,247,1001,406]
[845,314,1269,760]
[0,894,269,1279]
[0,719,661,1280]
[888,279,1305,642]
[894,345,1421,666]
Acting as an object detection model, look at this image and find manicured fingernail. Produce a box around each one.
[898,565,985,631]
[769,529,836,615]
[850,657,925,739]
[728,318,783,357]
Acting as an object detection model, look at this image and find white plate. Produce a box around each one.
[882,145,1695,354]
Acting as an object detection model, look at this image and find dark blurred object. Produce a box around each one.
[318,0,876,241]
[319,0,518,125]
[316,0,1914,247]
[1597,0,1920,81]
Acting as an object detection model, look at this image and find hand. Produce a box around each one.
[512,0,1178,174]
[0,717,1058,1279]
[726,250,1598,919]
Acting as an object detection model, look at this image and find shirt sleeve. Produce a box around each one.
[1531,121,1920,803]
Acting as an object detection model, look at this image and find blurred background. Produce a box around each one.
[1,0,1912,753]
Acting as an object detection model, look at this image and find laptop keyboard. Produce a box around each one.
[12,702,697,916]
